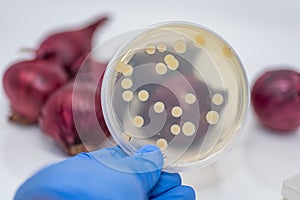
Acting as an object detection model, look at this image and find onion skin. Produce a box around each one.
[39,61,109,155]
[3,58,68,123]
[251,69,300,132]
[36,16,108,74]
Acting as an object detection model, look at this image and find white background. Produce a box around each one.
[1,0,300,199]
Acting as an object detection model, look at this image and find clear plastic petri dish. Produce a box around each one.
[101,22,249,172]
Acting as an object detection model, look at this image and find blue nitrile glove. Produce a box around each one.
[14,145,195,200]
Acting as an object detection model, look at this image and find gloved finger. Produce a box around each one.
[129,145,164,192]
[86,145,127,160]
[102,145,163,192]
[87,144,163,173]
[94,145,163,195]
[149,172,181,198]
[132,145,164,172]
[151,185,196,200]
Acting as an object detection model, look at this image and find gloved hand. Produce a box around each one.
[14,145,195,200]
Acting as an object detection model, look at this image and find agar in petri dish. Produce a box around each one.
[145,44,156,55]
[170,124,181,136]
[122,90,133,102]
[164,54,179,70]
[173,40,187,54]
[137,90,150,102]
[121,64,133,76]
[156,138,168,149]
[155,63,168,75]
[212,93,224,105]
[157,42,167,53]
[133,115,144,127]
[153,101,165,113]
[185,93,196,104]
[101,22,249,172]
[182,121,196,137]
[121,78,133,89]
[171,106,183,118]
[206,111,220,125]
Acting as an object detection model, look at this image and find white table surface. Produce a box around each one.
[1,0,300,199]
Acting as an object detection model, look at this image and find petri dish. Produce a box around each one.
[101,22,249,172]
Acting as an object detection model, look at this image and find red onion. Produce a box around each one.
[3,58,68,123]
[39,60,109,155]
[251,69,300,132]
[36,16,108,75]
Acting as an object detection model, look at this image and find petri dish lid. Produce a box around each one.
[101,22,249,172]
